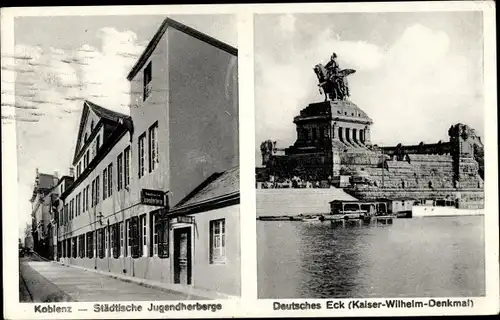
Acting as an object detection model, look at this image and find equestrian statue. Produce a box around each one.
[313,52,356,101]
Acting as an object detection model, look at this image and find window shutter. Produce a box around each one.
[158,219,169,258]
[131,217,140,258]
[149,213,154,257]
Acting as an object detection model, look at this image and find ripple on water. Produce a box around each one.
[258,216,485,299]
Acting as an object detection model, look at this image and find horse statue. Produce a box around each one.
[313,63,355,101]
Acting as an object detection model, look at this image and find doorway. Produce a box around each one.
[173,227,192,285]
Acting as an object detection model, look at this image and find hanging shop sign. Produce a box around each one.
[141,189,165,206]
[174,216,195,225]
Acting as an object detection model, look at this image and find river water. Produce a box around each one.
[257,216,485,299]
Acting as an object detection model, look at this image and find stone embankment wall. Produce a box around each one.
[256,188,357,217]
[346,187,484,209]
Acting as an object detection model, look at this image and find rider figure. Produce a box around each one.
[325,52,339,82]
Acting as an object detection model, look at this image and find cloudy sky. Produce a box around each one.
[255,12,484,163]
[2,14,236,235]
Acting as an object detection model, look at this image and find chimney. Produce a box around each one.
[53,171,59,178]
[69,167,74,177]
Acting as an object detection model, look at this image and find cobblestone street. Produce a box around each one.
[19,256,201,302]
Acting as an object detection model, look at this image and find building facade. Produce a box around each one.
[57,18,240,297]
[29,170,59,259]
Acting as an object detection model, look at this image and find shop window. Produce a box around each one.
[210,219,226,264]
[149,122,159,172]
[143,61,152,101]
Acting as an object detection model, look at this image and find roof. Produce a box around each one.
[72,100,132,165]
[127,17,238,81]
[171,166,239,213]
[85,100,130,124]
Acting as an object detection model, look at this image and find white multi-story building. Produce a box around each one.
[57,17,239,297]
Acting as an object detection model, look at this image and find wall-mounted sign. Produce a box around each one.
[141,189,165,206]
[175,216,195,224]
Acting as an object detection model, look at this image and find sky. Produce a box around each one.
[2,14,236,236]
[254,12,485,164]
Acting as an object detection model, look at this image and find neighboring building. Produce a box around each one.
[57,17,239,297]
[29,169,59,258]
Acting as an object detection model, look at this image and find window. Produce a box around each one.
[138,133,146,178]
[108,163,113,197]
[76,163,81,178]
[117,153,123,191]
[140,214,147,257]
[119,222,124,257]
[64,204,68,225]
[150,211,169,258]
[86,232,94,258]
[86,185,90,210]
[128,217,140,258]
[72,237,77,258]
[95,176,100,205]
[91,180,95,207]
[143,61,152,101]
[77,193,81,216]
[152,214,158,256]
[96,135,101,151]
[126,219,131,257]
[70,199,74,220]
[103,168,108,199]
[210,219,226,264]
[149,122,159,172]
[83,187,87,212]
[97,228,105,259]
[110,223,120,259]
[91,120,94,131]
[79,234,85,258]
[86,150,90,167]
[124,147,130,187]
[105,227,109,258]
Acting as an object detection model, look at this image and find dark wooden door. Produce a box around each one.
[173,227,191,285]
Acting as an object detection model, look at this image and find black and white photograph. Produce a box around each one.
[255,11,488,299]
[4,13,240,303]
[1,2,498,319]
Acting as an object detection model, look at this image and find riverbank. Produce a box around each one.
[256,188,357,217]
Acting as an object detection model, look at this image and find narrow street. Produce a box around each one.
[19,255,200,302]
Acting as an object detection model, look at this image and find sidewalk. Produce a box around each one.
[23,260,203,302]
[23,257,237,301]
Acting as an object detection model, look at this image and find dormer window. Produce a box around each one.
[96,135,101,151]
[143,61,152,101]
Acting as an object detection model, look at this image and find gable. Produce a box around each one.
[72,102,100,165]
